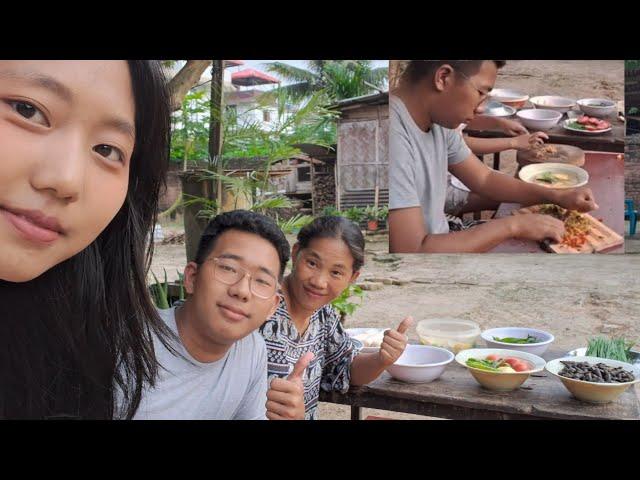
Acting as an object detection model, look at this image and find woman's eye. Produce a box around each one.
[8,100,49,126]
[94,144,124,164]
[332,271,343,277]
[306,260,316,268]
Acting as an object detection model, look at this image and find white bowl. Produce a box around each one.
[386,344,454,383]
[481,101,516,117]
[518,162,589,189]
[516,108,563,130]
[489,88,529,109]
[530,95,576,113]
[455,348,546,391]
[481,327,554,356]
[346,327,385,354]
[577,98,616,117]
[546,356,640,403]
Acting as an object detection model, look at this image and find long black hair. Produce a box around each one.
[0,61,173,419]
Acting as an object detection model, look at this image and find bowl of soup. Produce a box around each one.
[518,162,589,189]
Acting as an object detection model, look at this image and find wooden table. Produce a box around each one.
[464,111,624,171]
[465,112,624,152]
[319,348,640,420]
[489,151,625,253]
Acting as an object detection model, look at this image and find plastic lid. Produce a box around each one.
[417,318,480,335]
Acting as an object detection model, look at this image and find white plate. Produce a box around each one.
[345,327,385,353]
[518,162,589,189]
[562,118,611,135]
[489,88,529,103]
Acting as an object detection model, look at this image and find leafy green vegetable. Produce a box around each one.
[493,335,540,344]
[566,121,586,130]
[586,337,634,362]
[535,172,557,184]
[466,358,503,371]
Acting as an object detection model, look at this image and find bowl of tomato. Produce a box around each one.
[455,348,547,392]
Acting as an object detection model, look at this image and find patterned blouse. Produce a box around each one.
[259,297,362,420]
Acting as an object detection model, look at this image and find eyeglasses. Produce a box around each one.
[454,68,491,98]
[204,257,278,299]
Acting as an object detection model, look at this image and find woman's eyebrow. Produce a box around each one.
[1,69,135,141]
[103,117,135,141]
[0,70,73,103]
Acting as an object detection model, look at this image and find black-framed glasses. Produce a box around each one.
[454,68,491,99]
[205,257,278,299]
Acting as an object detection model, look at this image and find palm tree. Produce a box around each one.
[264,60,388,102]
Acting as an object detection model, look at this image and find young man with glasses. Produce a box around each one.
[389,60,598,253]
[132,210,294,419]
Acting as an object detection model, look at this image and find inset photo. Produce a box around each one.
[388,60,624,254]
[624,60,640,253]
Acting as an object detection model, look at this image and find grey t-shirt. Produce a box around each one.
[133,307,268,420]
[389,95,471,234]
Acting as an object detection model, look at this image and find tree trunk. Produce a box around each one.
[167,60,211,112]
[208,60,225,208]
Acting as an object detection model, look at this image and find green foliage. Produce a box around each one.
[149,269,170,309]
[626,60,640,71]
[170,90,211,164]
[250,196,294,213]
[344,206,366,223]
[149,269,185,309]
[379,205,389,221]
[320,206,343,217]
[331,284,365,318]
[181,88,338,220]
[364,205,388,221]
[277,214,315,235]
[264,60,388,103]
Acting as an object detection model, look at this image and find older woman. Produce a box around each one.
[259,216,412,420]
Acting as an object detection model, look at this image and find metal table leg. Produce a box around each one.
[493,152,501,171]
[351,405,362,421]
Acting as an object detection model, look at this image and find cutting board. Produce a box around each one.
[517,144,585,169]
[512,205,624,254]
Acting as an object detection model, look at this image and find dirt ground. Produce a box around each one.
[149,61,636,420]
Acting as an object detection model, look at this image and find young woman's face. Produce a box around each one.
[290,237,360,313]
[0,61,135,282]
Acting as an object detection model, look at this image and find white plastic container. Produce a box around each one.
[153,224,164,243]
[416,319,481,354]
